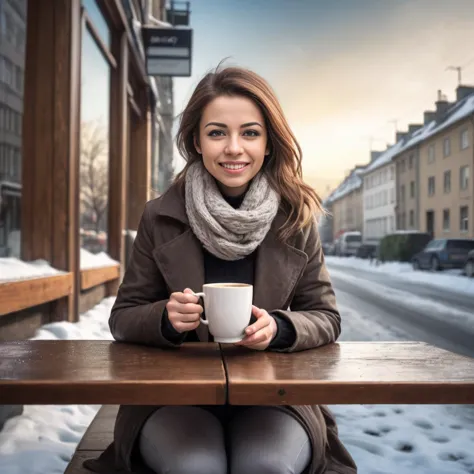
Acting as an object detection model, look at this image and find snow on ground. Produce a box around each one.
[332,301,474,474]
[0,258,64,282]
[325,255,474,297]
[0,298,115,474]
[1,292,474,473]
[328,266,474,330]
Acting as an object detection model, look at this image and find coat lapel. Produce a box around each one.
[254,218,308,311]
[153,229,209,342]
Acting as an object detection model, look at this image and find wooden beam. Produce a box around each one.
[21,0,82,322]
[97,0,149,86]
[22,0,55,262]
[128,111,151,231]
[80,264,120,290]
[107,32,129,294]
[0,274,73,316]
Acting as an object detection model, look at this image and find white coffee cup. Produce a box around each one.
[193,283,253,343]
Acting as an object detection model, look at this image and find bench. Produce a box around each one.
[1,340,474,473]
[64,405,118,474]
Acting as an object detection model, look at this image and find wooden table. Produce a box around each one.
[0,341,226,405]
[222,342,474,405]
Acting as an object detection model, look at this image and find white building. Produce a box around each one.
[362,142,402,242]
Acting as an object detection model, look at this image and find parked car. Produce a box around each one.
[412,239,474,271]
[465,250,474,277]
[336,231,362,257]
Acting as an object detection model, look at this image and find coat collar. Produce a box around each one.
[153,182,307,342]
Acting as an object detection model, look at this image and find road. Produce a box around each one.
[326,262,474,358]
[326,261,474,424]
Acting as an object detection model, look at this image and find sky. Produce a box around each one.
[171,0,474,196]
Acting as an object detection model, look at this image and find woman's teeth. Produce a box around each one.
[221,163,247,170]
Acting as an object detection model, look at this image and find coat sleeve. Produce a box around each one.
[270,218,341,352]
[108,203,182,348]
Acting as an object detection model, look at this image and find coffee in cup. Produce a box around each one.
[193,283,253,343]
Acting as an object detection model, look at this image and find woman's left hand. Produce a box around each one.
[236,305,277,350]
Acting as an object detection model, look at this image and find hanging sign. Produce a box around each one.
[142,27,193,77]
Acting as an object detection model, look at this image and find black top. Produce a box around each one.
[161,191,296,349]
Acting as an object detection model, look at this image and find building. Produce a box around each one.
[0,0,187,341]
[392,124,423,231]
[325,166,365,239]
[361,145,398,243]
[417,88,474,239]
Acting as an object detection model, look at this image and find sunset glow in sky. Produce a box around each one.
[173,0,474,196]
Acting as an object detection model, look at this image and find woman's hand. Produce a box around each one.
[236,305,277,350]
[166,288,203,333]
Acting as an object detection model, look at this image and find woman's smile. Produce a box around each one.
[218,161,251,174]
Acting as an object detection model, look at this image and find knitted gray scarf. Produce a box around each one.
[185,161,280,261]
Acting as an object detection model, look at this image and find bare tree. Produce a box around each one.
[80,120,109,233]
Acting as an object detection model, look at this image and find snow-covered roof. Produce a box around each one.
[325,167,365,203]
[362,139,404,175]
[396,93,474,156]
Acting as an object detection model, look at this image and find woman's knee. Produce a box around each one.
[229,407,313,474]
[138,406,226,474]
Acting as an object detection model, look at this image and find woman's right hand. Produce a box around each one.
[166,288,203,333]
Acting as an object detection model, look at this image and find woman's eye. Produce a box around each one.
[244,130,260,137]
[208,130,224,137]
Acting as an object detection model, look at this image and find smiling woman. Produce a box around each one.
[87,65,358,474]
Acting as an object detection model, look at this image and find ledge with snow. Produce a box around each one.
[0,250,120,316]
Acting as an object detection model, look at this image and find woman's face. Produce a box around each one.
[195,95,269,197]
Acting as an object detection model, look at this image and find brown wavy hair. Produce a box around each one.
[174,64,323,241]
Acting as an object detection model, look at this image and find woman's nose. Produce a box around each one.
[225,136,244,155]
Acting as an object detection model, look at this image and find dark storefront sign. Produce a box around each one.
[142,27,193,77]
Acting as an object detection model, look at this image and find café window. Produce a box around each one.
[0,0,27,257]
[80,0,111,258]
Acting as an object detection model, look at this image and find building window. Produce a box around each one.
[390,166,394,180]
[443,137,451,158]
[444,170,451,194]
[409,210,415,227]
[428,176,435,196]
[460,206,469,232]
[460,166,470,190]
[0,4,27,258]
[443,209,450,231]
[400,160,406,173]
[428,144,435,163]
[410,181,415,198]
[400,185,405,204]
[390,188,395,203]
[461,129,469,150]
[80,5,112,258]
[408,154,414,169]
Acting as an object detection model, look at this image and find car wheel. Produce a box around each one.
[465,260,474,278]
[431,257,440,272]
[412,259,420,270]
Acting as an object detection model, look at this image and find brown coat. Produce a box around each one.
[84,182,357,474]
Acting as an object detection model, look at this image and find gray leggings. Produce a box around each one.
[138,405,313,474]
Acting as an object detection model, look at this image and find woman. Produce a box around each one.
[84,66,357,474]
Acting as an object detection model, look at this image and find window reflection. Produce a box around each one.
[0,0,27,258]
[82,0,110,47]
[80,27,110,258]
